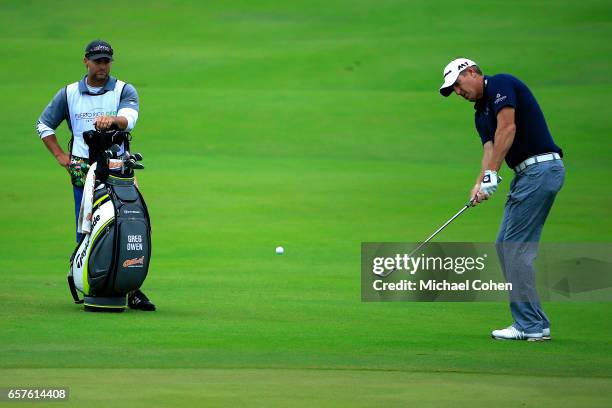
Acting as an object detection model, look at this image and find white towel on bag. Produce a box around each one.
[77,163,97,234]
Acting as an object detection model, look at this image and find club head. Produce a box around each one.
[107,144,121,159]
[125,159,144,170]
[132,153,143,161]
[373,268,395,278]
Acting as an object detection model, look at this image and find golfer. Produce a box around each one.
[36,40,155,311]
[439,58,564,340]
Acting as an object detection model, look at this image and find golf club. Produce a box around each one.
[125,158,145,170]
[376,198,476,278]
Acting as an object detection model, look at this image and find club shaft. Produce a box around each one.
[381,202,472,277]
[407,204,470,258]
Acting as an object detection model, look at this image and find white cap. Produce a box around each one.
[439,58,478,97]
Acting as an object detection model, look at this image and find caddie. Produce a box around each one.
[36,40,155,311]
[439,58,564,341]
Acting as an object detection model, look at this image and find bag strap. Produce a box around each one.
[67,275,84,304]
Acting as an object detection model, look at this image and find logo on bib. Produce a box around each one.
[74,108,118,123]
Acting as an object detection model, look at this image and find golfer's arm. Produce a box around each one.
[487,107,516,171]
[475,142,494,185]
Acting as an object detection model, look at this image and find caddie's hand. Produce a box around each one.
[479,170,502,196]
[55,152,71,168]
[469,183,488,206]
[94,115,116,131]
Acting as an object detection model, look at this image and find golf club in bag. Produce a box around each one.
[68,129,151,311]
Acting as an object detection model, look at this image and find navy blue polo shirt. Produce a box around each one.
[474,74,562,168]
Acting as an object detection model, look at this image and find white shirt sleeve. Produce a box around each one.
[36,88,67,139]
[117,107,138,131]
[36,121,56,139]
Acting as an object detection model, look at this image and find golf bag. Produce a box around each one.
[68,130,151,311]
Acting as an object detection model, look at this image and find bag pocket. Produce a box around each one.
[87,223,115,294]
[113,217,150,293]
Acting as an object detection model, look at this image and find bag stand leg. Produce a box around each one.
[83,295,128,312]
[67,275,84,304]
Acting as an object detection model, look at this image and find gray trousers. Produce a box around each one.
[496,159,565,333]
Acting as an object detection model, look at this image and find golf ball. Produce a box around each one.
[275,246,284,255]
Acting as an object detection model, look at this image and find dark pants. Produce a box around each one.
[73,186,84,243]
[496,159,565,333]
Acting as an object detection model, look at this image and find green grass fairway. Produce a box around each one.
[1,0,611,406]
[2,369,611,407]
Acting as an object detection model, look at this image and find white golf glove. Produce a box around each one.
[479,170,502,196]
